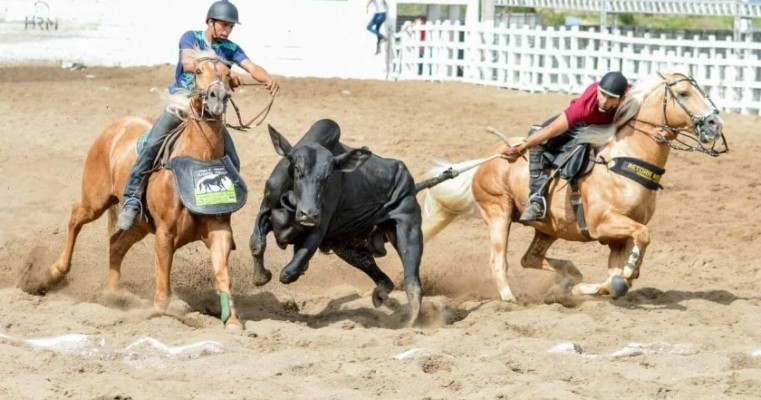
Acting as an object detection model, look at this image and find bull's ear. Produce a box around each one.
[334,148,372,172]
[268,124,292,157]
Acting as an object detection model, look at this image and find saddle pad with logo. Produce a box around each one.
[165,155,248,215]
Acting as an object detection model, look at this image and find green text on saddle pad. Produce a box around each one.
[165,155,248,215]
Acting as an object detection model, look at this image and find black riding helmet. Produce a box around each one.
[207,0,240,25]
[598,71,628,98]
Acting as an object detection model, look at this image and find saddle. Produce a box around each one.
[135,129,248,217]
[529,123,599,239]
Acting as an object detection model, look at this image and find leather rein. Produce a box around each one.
[627,74,728,157]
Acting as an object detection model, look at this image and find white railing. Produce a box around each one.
[393,22,761,115]
[491,0,761,18]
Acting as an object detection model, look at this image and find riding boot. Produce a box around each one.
[519,146,550,223]
[222,128,241,172]
[118,110,182,230]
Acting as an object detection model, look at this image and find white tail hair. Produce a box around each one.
[421,158,486,241]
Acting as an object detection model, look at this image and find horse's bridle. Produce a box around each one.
[630,73,728,157]
[188,56,231,122]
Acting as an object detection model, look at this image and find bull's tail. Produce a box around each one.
[421,158,486,242]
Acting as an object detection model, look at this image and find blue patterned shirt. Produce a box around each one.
[168,30,249,93]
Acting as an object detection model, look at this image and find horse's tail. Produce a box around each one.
[421,158,483,242]
[107,203,119,237]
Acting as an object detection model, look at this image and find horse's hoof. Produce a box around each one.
[224,321,244,333]
[610,275,629,299]
[372,286,389,308]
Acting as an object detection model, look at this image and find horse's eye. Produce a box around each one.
[678,90,689,97]
[195,68,203,75]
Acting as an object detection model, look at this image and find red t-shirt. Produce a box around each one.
[563,82,617,127]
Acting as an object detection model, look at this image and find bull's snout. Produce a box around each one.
[296,208,320,227]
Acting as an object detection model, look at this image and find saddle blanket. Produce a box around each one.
[165,155,247,215]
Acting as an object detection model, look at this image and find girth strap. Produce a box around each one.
[570,179,592,240]
[608,157,665,191]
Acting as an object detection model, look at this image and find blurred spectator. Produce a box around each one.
[366,0,388,54]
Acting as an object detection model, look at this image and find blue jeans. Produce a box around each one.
[367,12,387,42]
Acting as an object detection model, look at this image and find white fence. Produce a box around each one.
[491,0,761,18]
[393,22,761,115]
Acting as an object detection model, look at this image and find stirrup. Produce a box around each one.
[118,197,143,230]
[519,195,547,222]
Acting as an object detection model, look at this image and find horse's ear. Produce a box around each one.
[334,147,372,172]
[268,124,292,157]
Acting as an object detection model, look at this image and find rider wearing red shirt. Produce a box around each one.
[500,71,629,222]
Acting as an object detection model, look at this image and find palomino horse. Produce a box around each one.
[42,49,244,329]
[421,72,725,301]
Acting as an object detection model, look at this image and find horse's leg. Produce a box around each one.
[573,215,649,298]
[50,197,117,284]
[474,196,515,302]
[153,228,177,312]
[519,230,583,298]
[107,227,148,293]
[202,222,242,329]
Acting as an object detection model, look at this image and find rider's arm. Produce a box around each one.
[500,113,569,161]
[513,113,570,155]
[239,59,279,95]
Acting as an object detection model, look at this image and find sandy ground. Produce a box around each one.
[0,65,760,400]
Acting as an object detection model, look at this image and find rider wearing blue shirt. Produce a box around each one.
[118,0,280,231]
[169,30,249,93]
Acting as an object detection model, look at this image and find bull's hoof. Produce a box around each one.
[372,286,389,308]
[279,267,302,284]
[253,268,272,286]
[610,275,630,299]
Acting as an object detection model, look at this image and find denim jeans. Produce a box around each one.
[122,110,240,201]
[367,12,387,42]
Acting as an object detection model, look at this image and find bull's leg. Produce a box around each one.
[332,244,395,307]
[202,221,242,330]
[107,227,148,293]
[280,228,327,284]
[388,212,424,328]
[249,202,273,286]
[573,215,649,298]
[473,195,516,301]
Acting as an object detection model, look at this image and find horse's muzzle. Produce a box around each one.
[697,113,724,143]
[205,85,229,117]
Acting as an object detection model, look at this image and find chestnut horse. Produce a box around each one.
[421,72,726,301]
[43,49,243,329]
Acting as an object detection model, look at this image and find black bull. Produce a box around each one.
[249,119,450,326]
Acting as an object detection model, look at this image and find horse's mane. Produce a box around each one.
[160,48,222,116]
[576,70,688,146]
